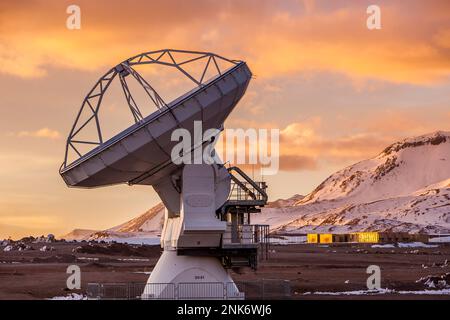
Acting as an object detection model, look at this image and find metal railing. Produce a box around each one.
[229,181,267,202]
[227,167,268,204]
[142,282,176,300]
[253,224,270,260]
[87,279,291,300]
[234,280,291,300]
[178,282,225,300]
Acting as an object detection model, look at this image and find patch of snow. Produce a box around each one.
[77,257,99,261]
[304,288,394,296]
[304,288,450,296]
[118,258,150,262]
[425,279,436,288]
[430,236,450,243]
[3,245,12,252]
[416,272,450,289]
[396,289,450,295]
[51,293,87,300]
[372,244,396,248]
[397,242,438,248]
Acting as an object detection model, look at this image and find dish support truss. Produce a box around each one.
[61,49,240,169]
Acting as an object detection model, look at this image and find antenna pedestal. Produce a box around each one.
[144,164,243,299]
[142,250,241,299]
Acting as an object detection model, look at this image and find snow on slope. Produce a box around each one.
[88,203,165,243]
[59,229,99,241]
[258,131,450,234]
[108,202,164,233]
[63,204,165,243]
[298,131,450,205]
[266,194,304,208]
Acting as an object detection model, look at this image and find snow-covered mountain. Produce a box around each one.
[298,131,450,205]
[64,131,450,239]
[88,203,165,242]
[266,194,304,208]
[108,202,164,233]
[61,204,164,242]
[253,131,450,234]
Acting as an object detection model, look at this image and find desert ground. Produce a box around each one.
[0,241,449,300]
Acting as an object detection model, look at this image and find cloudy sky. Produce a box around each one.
[1,0,449,238]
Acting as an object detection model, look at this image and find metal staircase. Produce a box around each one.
[220,167,270,268]
[224,166,268,209]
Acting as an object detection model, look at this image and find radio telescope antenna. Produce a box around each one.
[60,49,268,300]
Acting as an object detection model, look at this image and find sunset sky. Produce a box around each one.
[1,0,449,239]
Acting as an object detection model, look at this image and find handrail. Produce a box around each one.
[227,166,268,203]
[87,279,291,300]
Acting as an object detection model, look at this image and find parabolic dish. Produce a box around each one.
[60,50,252,188]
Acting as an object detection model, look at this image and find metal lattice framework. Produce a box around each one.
[62,49,240,169]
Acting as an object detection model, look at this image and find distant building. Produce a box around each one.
[306,232,429,244]
[307,234,319,243]
[319,234,333,244]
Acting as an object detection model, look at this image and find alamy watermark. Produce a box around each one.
[66,4,380,31]
[171,121,280,175]
[66,5,81,30]
[366,265,381,290]
[66,264,81,289]
[366,5,381,30]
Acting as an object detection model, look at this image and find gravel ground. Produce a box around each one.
[1,242,449,300]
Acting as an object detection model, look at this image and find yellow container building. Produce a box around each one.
[306,232,429,244]
[356,232,379,243]
[319,233,333,243]
[307,234,319,243]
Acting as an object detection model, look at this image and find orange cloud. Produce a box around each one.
[273,107,450,171]
[279,154,318,171]
[0,1,449,84]
[15,128,61,139]
[214,105,450,173]
[279,120,389,167]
